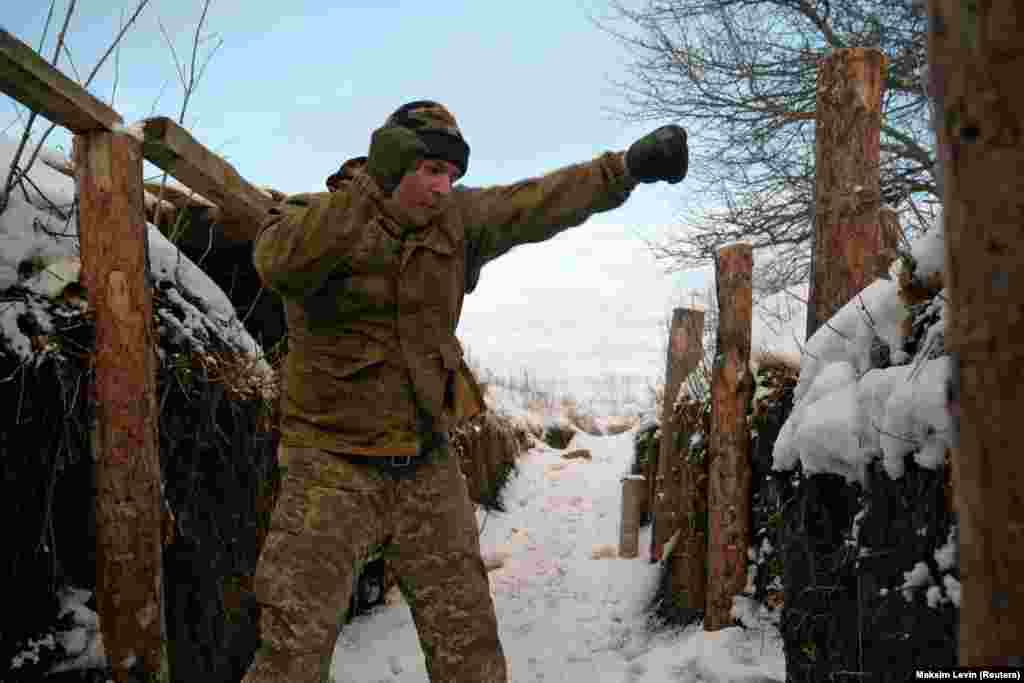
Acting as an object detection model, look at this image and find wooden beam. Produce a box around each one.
[139,117,274,241]
[0,28,122,132]
[74,130,164,681]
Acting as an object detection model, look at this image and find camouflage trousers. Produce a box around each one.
[243,438,507,683]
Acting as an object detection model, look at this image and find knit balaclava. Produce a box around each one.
[366,100,470,194]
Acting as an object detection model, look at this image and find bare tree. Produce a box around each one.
[153,0,223,235]
[590,0,939,296]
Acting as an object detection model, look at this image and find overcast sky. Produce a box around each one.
[3,1,805,405]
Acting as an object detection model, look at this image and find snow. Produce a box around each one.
[0,135,271,384]
[943,575,961,608]
[878,356,952,478]
[46,588,106,674]
[906,218,945,284]
[934,526,957,571]
[771,223,952,484]
[331,394,786,682]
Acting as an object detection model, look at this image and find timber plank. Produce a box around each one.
[0,28,122,132]
[139,117,273,241]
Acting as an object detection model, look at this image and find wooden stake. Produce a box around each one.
[670,418,709,622]
[928,0,1024,666]
[806,48,889,340]
[74,131,163,681]
[650,307,705,561]
[705,243,754,631]
[619,475,646,559]
[669,361,708,619]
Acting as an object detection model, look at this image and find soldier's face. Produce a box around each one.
[393,159,460,226]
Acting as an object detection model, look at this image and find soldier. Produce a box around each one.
[247,100,688,682]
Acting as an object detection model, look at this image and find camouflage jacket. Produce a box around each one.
[254,152,637,457]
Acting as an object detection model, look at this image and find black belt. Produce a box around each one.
[339,430,448,470]
[342,453,422,468]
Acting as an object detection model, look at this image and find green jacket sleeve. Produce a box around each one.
[456,150,638,290]
[252,190,356,300]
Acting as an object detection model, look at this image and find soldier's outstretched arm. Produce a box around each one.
[457,124,688,279]
[252,190,357,300]
[456,151,637,273]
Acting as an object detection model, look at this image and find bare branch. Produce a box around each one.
[153,0,222,236]
[110,9,125,107]
[157,20,187,89]
[81,0,153,88]
[1,0,77,215]
[36,0,59,53]
[60,43,82,82]
[53,0,78,65]
[149,78,173,117]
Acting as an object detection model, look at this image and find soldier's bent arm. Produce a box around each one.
[252,189,359,299]
[456,150,638,280]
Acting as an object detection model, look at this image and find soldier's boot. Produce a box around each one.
[243,445,389,683]
[391,442,509,682]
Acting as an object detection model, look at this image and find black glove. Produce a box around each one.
[625,124,689,184]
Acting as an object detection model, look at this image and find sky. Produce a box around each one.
[2,0,804,404]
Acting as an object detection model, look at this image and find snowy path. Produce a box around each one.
[330,430,786,683]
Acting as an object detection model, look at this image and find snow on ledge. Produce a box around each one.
[771,223,950,484]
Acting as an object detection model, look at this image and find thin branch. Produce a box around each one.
[110,9,125,107]
[1,107,26,137]
[871,421,921,445]
[52,0,78,65]
[81,0,152,88]
[149,78,173,117]
[157,19,187,89]
[185,1,214,119]
[61,42,82,83]
[0,0,76,215]
[36,0,58,53]
[154,0,220,234]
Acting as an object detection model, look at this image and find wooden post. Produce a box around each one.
[705,243,754,630]
[619,475,646,558]
[928,0,1024,667]
[806,47,889,340]
[650,307,705,561]
[669,405,709,618]
[643,435,658,531]
[74,131,164,680]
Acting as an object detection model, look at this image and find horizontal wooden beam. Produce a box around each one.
[139,117,273,241]
[0,28,122,133]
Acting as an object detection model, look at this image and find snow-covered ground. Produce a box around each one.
[331,425,785,682]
